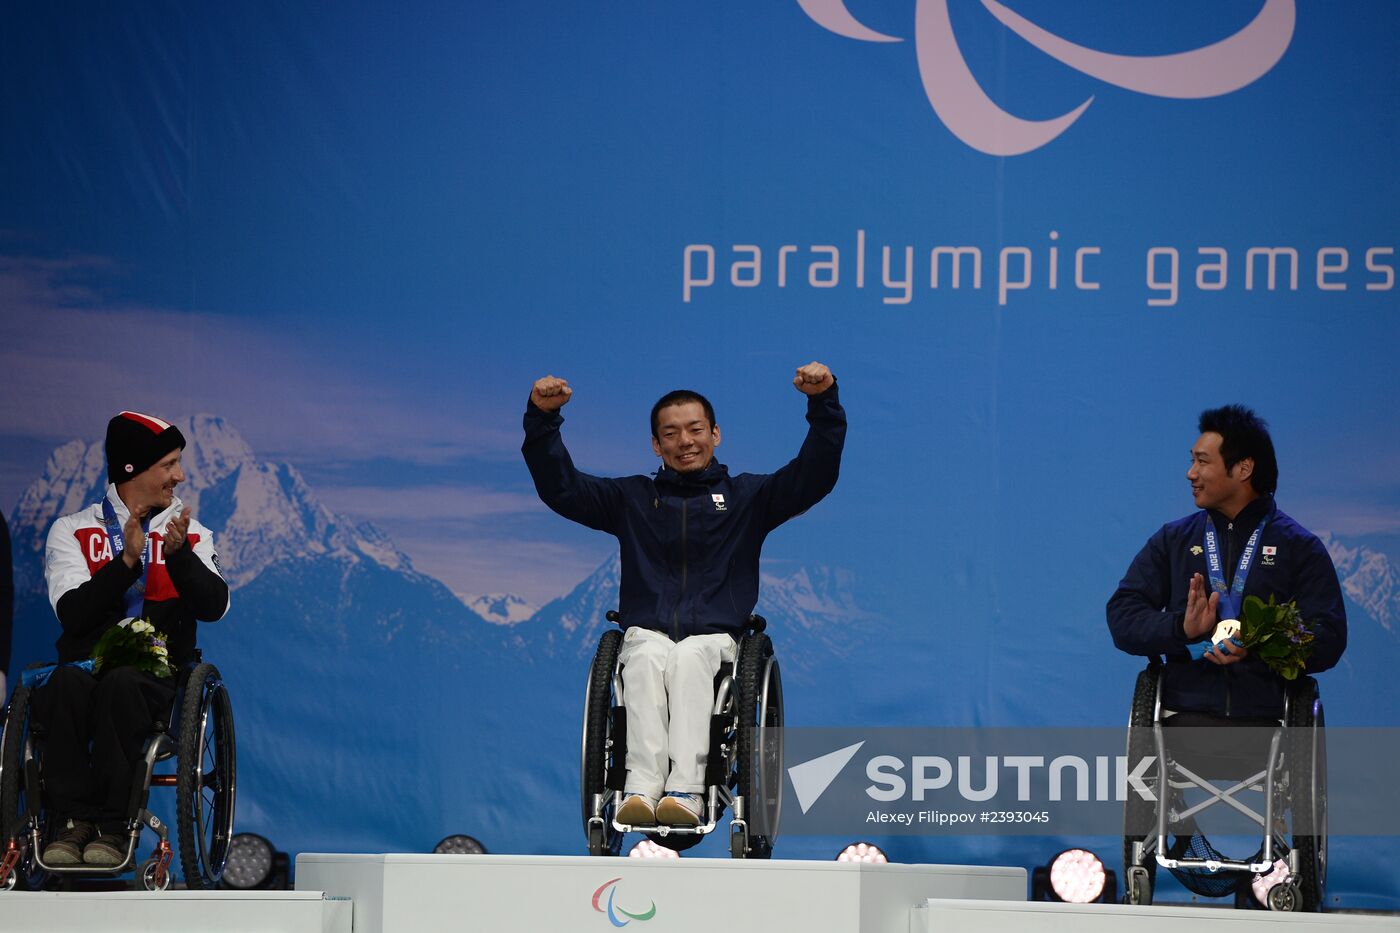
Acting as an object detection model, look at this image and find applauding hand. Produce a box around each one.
[121,512,147,569]
[164,507,192,554]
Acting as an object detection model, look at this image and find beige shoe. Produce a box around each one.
[616,793,657,825]
[43,818,96,866]
[83,834,127,867]
[655,793,703,826]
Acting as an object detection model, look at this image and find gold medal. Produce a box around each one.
[1211,619,1241,645]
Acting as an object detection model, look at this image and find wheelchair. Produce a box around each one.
[1122,658,1325,912]
[581,612,783,859]
[0,652,236,892]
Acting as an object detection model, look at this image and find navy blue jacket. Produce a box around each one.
[1107,496,1346,718]
[523,385,845,639]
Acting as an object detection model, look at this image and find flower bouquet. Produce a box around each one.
[91,617,173,679]
[1238,595,1315,680]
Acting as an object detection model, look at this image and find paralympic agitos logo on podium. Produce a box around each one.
[797,0,1296,156]
[592,878,658,927]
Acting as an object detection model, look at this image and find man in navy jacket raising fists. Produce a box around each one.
[523,363,845,826]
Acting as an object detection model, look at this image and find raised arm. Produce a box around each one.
[759,362,846,529]
[522,375,624,533]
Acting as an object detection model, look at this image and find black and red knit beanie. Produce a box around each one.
[105,411,186,485]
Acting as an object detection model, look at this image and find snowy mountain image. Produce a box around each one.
[1322,532,1400,635]
[9,415,1398,858]
[465,593,536,625]
[9,415,416,591]
[7,416,1400,870]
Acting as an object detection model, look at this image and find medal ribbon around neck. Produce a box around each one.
[102,497,152,618]
[1203,514,1268,622]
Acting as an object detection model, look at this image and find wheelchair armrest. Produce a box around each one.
[605,610,621,625]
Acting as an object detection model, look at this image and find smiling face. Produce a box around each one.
[1187,431,1256,517]
[651,401,720,474]
[121,447,186,515]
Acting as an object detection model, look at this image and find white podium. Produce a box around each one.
[294,853,1025,933]
[911,897,1400,933]
[0,889,350,933]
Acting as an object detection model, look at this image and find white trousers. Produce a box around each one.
[616,627,736,796]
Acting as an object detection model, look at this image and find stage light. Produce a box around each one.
[628,840,680,859]
[221,833,289,890]
[433,834,488,855]
[1251,859,1290,906]
[835,842,887,863]
[1030,848,1113,903]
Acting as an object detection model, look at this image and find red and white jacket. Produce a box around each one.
[45,485,230,666]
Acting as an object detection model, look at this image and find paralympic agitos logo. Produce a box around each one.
[592,878,658,927]
[798,0,1295,155]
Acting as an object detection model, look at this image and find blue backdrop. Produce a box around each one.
[2,0,1397,907]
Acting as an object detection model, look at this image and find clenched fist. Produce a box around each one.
[531,375,573,412]
[793,361,835,396]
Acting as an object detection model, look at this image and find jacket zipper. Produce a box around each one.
[672,497,688,642]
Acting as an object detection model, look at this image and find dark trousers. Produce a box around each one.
[30,665,175,834]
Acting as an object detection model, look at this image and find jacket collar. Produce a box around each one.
[654,459,727,489]
[1207,493,1274,535]
[104,483,182,526]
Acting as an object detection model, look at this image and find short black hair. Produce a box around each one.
[1198,404,1278,495]
[650,390,716,438]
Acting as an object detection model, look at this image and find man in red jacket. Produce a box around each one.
[35,411,229,866]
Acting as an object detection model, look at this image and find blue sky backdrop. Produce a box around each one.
[2,0,1397,902]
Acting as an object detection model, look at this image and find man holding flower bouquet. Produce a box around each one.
[1107,404,1346,719]
[33,411,229,867]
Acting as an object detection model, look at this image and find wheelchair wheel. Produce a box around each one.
[0,687,47,892]
[1,687,31,845]
[140,856,173,892]
[582,631,624,857]
[1122,662,1159,904]
[1125,867,1153,908]
[733,633,782,859]
[175,663,236,890]
[1285,677,1325,912]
